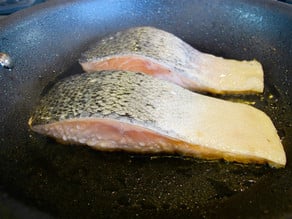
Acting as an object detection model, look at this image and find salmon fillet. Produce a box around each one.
[79,26,264,94]
[29,70,285,168]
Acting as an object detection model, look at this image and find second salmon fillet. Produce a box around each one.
[29,70,285,168]
[79,26,264,94]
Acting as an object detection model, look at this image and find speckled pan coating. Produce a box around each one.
[1,0,292,217]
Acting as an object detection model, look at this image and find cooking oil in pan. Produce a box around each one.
[12,62,289,218]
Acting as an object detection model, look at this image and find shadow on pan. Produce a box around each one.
[0,0,291,218]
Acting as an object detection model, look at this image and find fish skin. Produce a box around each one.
[79,26,264,94]
[29,70,285,168]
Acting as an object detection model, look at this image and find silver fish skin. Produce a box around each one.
[29,70,285,168]
[79,26,264,94]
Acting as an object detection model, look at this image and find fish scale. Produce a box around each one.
[80,27,195,70]
[31,71,162,126]
[29,70,286,168]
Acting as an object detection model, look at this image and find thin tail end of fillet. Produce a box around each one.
[191,53,264,94]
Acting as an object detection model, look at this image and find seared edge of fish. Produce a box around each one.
[29,70,285,168]
[79,26,264,94]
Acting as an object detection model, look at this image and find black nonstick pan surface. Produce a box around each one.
[0,0,291,218]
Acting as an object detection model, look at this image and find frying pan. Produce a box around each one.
[0,0,291,218]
